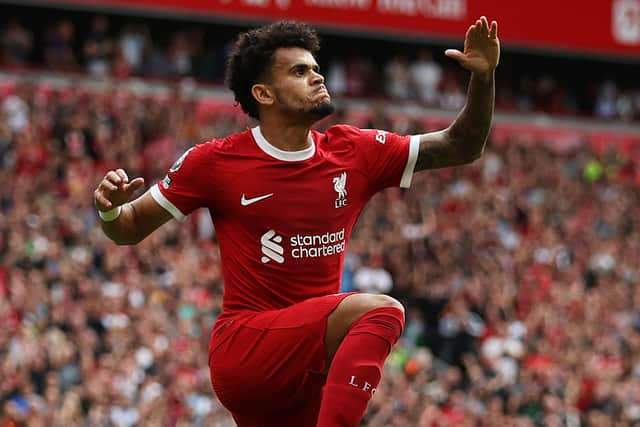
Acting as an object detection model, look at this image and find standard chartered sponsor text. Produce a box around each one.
[290,228,346,259]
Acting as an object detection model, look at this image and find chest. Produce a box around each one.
[215,161,368,231]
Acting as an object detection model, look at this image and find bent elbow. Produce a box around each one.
[457,146,484,165]
[468,133,489,163]
[468,147,484,163]
[113,236,141,246]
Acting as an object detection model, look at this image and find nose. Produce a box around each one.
[311,69,324,85]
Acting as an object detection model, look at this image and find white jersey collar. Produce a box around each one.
[251,126,315,161]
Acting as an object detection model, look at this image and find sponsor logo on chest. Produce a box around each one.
[260,228,346,264]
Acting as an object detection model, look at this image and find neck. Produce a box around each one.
[258,116,312,152]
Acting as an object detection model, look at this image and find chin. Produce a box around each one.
[309,101,335,120]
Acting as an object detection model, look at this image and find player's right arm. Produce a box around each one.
[95,143,214,244]
[94,168,173,245]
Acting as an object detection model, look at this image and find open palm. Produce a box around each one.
[446,16,500,76]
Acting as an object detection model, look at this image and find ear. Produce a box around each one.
[251,83,275,107]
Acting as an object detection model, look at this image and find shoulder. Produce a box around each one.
[322,124,392,148]
[324,124,361,140]
[318,124,366,148]
[219,128,254,148]
[324,124,390,142]
[169,135,230,174]
[205,128,256,156]
[187,129,252,159]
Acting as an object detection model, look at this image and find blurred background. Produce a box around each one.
[0,1,639,426]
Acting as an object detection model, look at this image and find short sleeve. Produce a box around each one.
[151,143,212,222]
[330,125,420,192]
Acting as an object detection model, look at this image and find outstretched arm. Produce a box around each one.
[414,16,500,171]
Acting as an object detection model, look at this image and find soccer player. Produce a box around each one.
[94,17,499,427]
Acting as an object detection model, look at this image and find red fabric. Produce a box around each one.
[156,125,413,316]
[208,292,354,426]
[317,307,405,427]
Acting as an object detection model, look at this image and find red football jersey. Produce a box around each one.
[151,125,419,317]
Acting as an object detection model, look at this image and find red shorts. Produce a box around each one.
[208,292,355,427]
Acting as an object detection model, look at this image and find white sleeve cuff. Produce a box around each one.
[400,135,420,188]
[150,184,187,222]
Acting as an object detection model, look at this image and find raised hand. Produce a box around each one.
[94,168,145,212]
[445,16,500,76]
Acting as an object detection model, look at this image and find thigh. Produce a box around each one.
[230,374,324,427]
[209,293,355,417]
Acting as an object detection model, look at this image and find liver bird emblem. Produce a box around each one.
[333,172,347,199]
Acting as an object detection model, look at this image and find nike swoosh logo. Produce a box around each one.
[241,193,274,206]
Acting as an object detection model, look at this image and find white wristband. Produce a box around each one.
[98,205,122,222]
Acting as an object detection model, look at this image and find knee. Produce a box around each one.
[352,294,405,341]
[333,294,405,331]
[372,294,404,314]
[360,294,405,320]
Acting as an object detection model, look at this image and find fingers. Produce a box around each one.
[103,169,135,189]
[95,173,119,209]
[115,168,129,184]
[105,170,123,186]
[94,189,113,210]
[445,49,464,62]
[101,178,118,192]
[480,16,489,36]
[95,169,143,211]
[123,177,145,194]
[129,177,145,187]
[468,16,495,40]
[490,20,498,39]
[465,24,474,40]
[465,20,483,44]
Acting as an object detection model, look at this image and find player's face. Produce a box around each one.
[269,47,334,121]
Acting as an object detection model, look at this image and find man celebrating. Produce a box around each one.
[94,17,499,427]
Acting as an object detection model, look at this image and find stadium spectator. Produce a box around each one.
[384,54,411,100]
[327,59,348,97]
[0,18,33,67]
[409,49,442,106]
[354,255,394,294]
[44,20,77,71]
[118,23,149,75]
[167,31,194,76]
[83,16,116,77]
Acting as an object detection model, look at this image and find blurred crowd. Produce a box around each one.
[2,13,640,122]
[1,67,640,427]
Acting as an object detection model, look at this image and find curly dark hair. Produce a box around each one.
[226,21,321,120]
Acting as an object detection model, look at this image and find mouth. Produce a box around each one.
[314,86,329,96]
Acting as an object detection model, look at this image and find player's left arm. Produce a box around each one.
[414,16,500,171]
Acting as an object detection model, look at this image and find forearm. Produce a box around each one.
[99,204,144,245]
[447,71,495,159]
[413,71,495,171]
